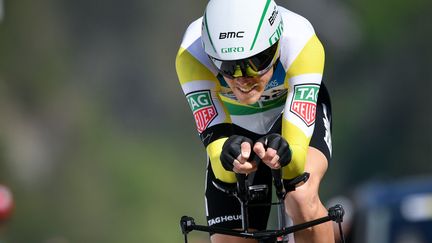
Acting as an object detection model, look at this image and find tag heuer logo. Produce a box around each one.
[290,84,319,126]
[186,90,218,133]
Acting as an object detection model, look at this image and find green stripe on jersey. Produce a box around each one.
[221,91,287,115]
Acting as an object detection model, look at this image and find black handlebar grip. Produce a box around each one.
[180,216,195,234]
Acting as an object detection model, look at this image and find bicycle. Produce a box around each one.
[180,169,346,243]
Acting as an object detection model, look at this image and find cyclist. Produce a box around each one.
[176,0,334,242]
[0,184,13,223]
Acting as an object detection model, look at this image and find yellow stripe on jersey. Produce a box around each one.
[206,137,237,183]
[285,35,325,84]
[281,120,311,179]
[175,47,219,85]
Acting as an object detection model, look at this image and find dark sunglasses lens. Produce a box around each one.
[210,57,235,78]
[219,61,237,78]
[248,43,278,72]
[209,42,278,78]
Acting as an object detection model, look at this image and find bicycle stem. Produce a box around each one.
[236,173,249,231]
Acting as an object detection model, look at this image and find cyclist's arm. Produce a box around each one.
[176,45,237,183]
[281,34,325,180]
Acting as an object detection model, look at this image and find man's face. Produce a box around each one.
[223,67,274,104]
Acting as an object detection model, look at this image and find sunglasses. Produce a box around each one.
[209,42,280,79]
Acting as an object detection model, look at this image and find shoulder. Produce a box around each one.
[179,17,203,50]
[279,7,315,36]
[278,7,323,70]
[176,17,217,76]
[176,17,220,85]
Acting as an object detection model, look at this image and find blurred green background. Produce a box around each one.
[0,0,430,242]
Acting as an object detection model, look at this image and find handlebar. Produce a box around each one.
[181,169,345,243]
[180,204,345,242]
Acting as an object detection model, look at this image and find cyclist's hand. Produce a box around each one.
[253,134,292,169]
[220,135,257,174]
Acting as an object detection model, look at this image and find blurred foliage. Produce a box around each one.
[0,0,430,242]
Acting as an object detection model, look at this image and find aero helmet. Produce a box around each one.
[202,0,283,78]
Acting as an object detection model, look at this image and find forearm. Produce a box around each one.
[281,119,311,180]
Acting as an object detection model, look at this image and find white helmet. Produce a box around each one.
[202,0,283,61]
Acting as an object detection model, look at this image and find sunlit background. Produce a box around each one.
[0,0,431,242]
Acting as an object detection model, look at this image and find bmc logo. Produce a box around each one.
[268,6,278,26]
[219,31,245,39]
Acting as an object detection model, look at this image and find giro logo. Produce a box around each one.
[219,31,245,39]
[290,84,319,126]
[186,90,218,133]
[221,47,245,53]
[269,21,283,45]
